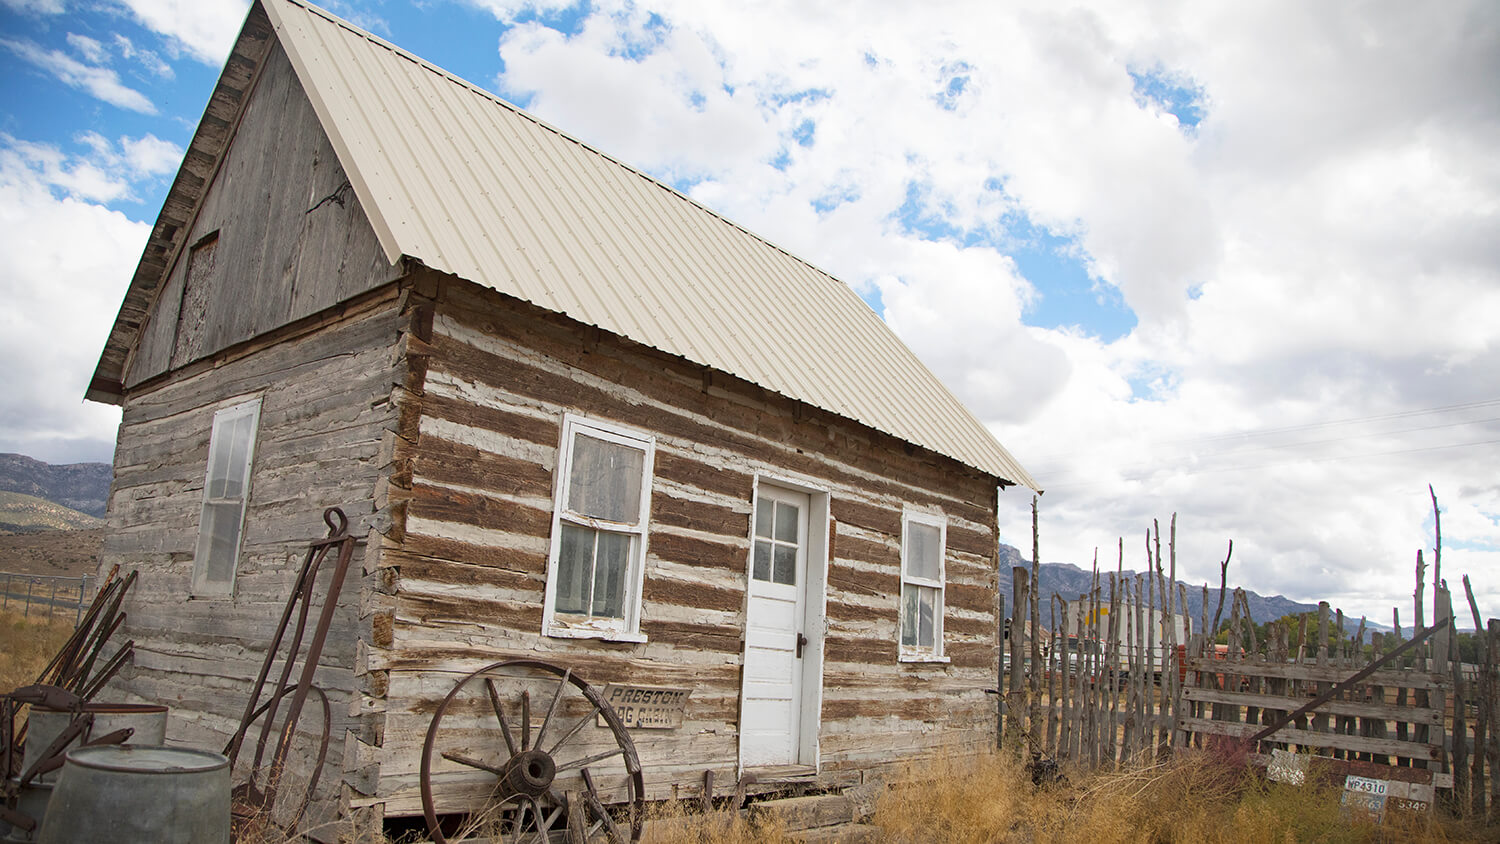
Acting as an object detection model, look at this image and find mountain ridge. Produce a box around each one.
[0,453,111,518]
[997,543,1385,633]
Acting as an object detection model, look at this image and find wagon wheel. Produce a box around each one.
[420,660,644,844]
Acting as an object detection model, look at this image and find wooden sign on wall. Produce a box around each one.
[599,684,691,729]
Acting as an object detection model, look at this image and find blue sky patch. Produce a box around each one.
[791,119,815,147]
[1126,362,1180,401]
[1007,219,1137,342]
[812,184,860,214]
[509,1,592,37]
[767,88,831,107]
[894,181,968,243]
[935,61,972,111]
[1129,67,1206,130]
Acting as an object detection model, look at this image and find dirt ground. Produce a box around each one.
[0,528,103,577]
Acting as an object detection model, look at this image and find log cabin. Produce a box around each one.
[85,0,1040,834]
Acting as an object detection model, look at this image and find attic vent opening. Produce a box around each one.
[172,231,220,368]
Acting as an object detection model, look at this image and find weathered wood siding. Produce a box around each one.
[100,283,409,828]
[364,276,1003,815]
[127,40,397,389]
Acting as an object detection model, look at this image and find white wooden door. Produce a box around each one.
[741,486,810,768]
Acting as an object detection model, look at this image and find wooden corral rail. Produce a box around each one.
[1004,506,1500,819]
[1178,656,1448,769]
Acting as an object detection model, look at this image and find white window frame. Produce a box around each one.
[898,508,948,663]
[190,397,262,597]
[542,414,655,642]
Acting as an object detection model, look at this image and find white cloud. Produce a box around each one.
[113,0,250,65]
[482,0,1500,621]
[0,136,142,463]
[0,135,131,203]
[112,33,174,79]
[121,133,183,176]
[0,132,182,206]
[0,37,157,113]
[0,0,64,13]
[66,33,107,64]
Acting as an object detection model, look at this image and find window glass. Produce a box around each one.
[753,541,772,582]
[546,417,654,639]
[772,544,797,585]
[192,398,261,596]
[905,522,941,582]
[755,500,773,538]
[555,523,594,614]
[899,513,945,659]
[773,501,799,543]
[752,495,800,586]
[567,434,644,523]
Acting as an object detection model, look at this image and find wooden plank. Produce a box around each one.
[1177,717,1440,761]
[1181,686,1443,724]
[1185,659,1446,689]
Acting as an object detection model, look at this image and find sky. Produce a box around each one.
[1,0,1497,626]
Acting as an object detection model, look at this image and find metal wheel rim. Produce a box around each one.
[419,659,644,843]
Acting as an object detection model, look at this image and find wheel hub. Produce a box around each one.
[502,748,556,797]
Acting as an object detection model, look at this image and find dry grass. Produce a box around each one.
[872,748,1489,844]
[0,606,74,693]
[641,797,789,844]
[272,752,1494,843]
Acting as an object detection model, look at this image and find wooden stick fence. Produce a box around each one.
[1002,501,1500,819]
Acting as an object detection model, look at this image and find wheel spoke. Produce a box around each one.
[581,767,625,844]
[485,678,519,758]
[527,794,551,844]
[546,700,602,756]
[520,689,531,751]
[510,797,530,843]
[441,751,505,776]
[555,746,622,773]
[532,669,571,751]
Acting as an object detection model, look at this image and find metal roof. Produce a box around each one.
[107,0,1039,490]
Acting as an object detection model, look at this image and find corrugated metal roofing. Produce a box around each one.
[239,0,1039,489]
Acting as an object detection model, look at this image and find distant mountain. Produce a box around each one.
[998,544,1380,633]
[0,491,104,533]
[0,454,111,518]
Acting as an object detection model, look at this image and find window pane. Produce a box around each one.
[905,522,941,581]
[752,540,771,582]
[221,413,252,500]
[567,434,644,523]
[592,532,631,618]
[206,422,233,499]
[773,501,798,543]
[556,524,595,614]
[754,499,772,539]
[900,585,919,646]
[917,586,936,648]
[772,544,796,586]
[197,501,242,585]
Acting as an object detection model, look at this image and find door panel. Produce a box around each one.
[741,485,810,768]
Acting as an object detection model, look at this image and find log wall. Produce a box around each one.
[100,287,409,830]
[363,274,1007,816]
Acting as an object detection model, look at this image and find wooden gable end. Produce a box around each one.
[124,38,399,391]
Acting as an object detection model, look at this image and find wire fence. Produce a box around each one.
[0,571,95,625]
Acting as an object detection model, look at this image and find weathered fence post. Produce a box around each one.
[1008,565,1030,752]
[996,593,1006,749]
[1487,619,1499,821]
